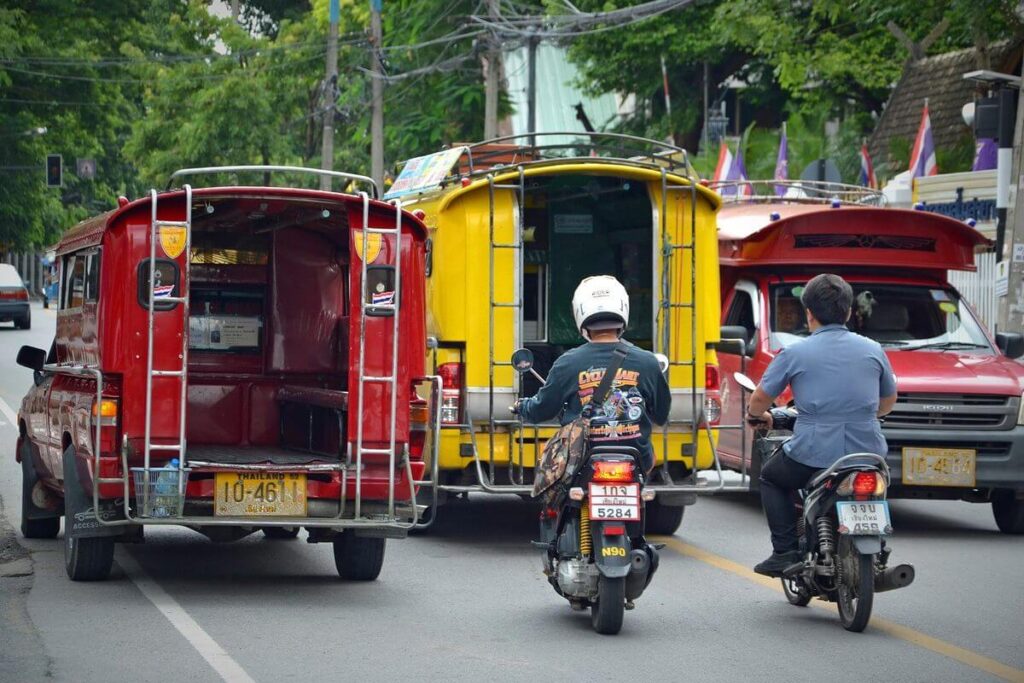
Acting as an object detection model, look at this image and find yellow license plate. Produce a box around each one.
[901,447,976,487]
[214,472,307,516]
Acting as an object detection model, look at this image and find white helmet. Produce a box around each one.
[572,275,629,340]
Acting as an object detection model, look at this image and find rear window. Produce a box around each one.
[0,264,24,287]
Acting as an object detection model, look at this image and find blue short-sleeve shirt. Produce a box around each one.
[759,324,896,468]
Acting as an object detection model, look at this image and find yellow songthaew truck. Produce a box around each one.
[388,134,730,533]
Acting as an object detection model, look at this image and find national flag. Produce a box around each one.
[728,147,752,198]
[774,125,788,196]
[972,137,997,171]
[372,290,395,306]
[908,103,938,179]
[712,141,733,184]
[153,284,174,298]
[859,144,877,189]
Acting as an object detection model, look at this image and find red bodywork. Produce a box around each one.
[18,187,429,510]
[714,202,1024,488]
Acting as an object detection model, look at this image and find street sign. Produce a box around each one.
[45,154,62,188]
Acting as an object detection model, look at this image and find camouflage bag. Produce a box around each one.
[530,343,629,500]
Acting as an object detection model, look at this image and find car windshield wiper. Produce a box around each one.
[901,341,991,351]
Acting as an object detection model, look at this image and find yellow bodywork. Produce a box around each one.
[406,160,721,483]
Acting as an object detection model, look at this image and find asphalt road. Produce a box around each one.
[1,303,1022,683]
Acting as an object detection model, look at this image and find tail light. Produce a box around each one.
[408,398,429,459]
[702,363,722,426]
[0,286,28,301]
[838,471,886,499]
[92,398,119,454]
[592,460,635,482]
[437,362,462,426]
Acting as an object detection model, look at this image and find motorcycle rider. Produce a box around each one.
[746,273,897,576]
[511,275,671,475]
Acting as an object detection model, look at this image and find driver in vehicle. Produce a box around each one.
[746,273,898,576]
[511,275,671,475]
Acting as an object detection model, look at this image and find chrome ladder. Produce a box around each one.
[140,186,193,511]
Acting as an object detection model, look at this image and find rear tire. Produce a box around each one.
[836,537,874,632]
[591,575,626,635]
[992,490,1024,534]
[16,314,30,330]
[261,526,300,540]
[645,499,684,535]
[333,532,385,581]
[64,531,114,582]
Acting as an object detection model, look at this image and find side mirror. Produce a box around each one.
[511,348,534,373]
[733,372,757,393]
[995,332,1024,359]
[653,353,669,374]
[719,325,749,356]
[17,345,46,372]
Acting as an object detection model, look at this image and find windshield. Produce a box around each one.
[769,283,993,353]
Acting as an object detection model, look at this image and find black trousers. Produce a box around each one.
[759,452,821,554]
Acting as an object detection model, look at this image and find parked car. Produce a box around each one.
[0,263,31,329]
[712,182,1024,534]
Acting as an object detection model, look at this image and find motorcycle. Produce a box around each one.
[511,348,660,635]
[735,372,915,632]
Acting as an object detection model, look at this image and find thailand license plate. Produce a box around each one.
[901,447,976,487]
[589,483,640,521]
[214,472,307,516]
[836,501,891,535]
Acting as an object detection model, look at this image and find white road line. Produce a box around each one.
[116,549,256,683]
[0,395,19,427]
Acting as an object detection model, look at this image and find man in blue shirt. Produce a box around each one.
[746,274,897,576]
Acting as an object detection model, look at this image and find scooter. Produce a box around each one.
[512,348,659,635]
[735,372,915,632]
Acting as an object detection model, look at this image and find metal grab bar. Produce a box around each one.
[167,165,379,198]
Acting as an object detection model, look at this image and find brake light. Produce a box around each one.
[853,472,879,497]
[592,460,634,482]
[702,363,722,426]
[437,362,462,426]
[0,287,27,300]
[408,399,428,459]
[603,524,627,536]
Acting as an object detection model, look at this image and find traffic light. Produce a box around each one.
[45,154,62,188]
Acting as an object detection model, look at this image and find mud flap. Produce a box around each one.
[63,449,126,540]
[851,535,882,554]
[591,523,631,579]
[20,439,62,523]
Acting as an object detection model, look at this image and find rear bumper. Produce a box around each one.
[884,425,1024,495]
[0,301,29,319]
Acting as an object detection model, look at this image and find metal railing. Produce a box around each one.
[167,165,379,198]
[707,179,885,206]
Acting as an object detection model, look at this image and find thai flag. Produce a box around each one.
[972,137,998,171]
[908,103,938,179]
[728,147,752,198]
[153,284,174,298]
[372,291,395,306]
[712,141,734,196]
[859,144,877,189]
[774,127,788,196]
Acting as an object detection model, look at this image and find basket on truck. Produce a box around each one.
[389,133,749,534]
[14,166,441,581]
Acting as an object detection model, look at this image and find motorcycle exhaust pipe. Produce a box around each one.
[624,549,651,601]
[875,563,915,593]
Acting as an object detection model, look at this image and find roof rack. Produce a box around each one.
[166,165,379,198]
[707,179,885,206]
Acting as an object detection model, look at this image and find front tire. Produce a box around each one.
[836,537,874,632]
[333,532,385,581]
[591,575,626,635]
[992,490,1024,534]
[644,499,685,535]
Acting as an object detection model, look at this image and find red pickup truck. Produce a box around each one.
[714,193,1024,534]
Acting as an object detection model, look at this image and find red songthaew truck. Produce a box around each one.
[15,167,440,580]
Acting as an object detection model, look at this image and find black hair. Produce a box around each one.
[801,273,852,326]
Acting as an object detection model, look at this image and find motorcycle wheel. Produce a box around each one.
[836,536,874,632]
[781,577,811,607]
[591,575,625,635]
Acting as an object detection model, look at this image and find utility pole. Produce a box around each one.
[320,0,340,191]
[483,0,501,139]
[999,57,1024,333]
[526,32,538,148]
[370,0,384,190]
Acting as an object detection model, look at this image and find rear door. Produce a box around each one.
[718,281,760,467]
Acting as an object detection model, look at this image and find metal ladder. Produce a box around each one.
[483,169,534,492]
[140,185,193,510]
[656,169,749,493]
[352,193,406,520]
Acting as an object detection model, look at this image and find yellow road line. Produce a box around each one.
[654,535,1024,683]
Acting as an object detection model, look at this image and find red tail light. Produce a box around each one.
[592,460,634,482]
[702,363,722,426]
[437,362,462,426]
[602,524,627,536]
[853,472,879,497]
[408,399,428,459]
[0,287,27,300]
